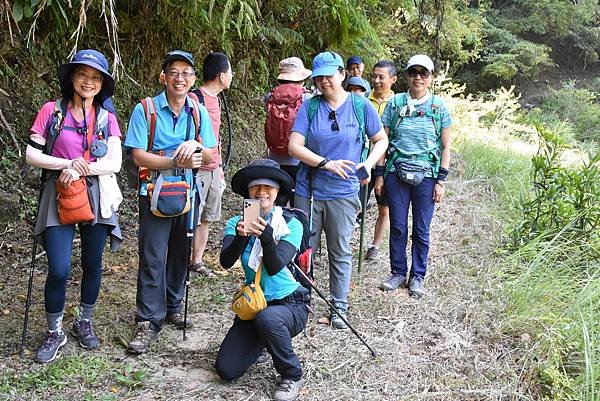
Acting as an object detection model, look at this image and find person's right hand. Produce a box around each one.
[236,220,249,237]
[324,159,355,179]
[71,157,90,176]
[177,152,203,169]
[374,176,384,196]
[57,169,77,187]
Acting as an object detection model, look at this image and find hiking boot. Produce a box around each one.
[409,276,425,298]
[365,245,379,261]
[330,307,349,330]
[127,322,158,355]
[256,347,271,364]
[165,312,193,329]
[35,330,67,364]
[379,273,406,291]
[274,378,303,401]
[72,319,100,350]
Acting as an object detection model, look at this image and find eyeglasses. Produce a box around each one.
[74,71,103,84]
[329,110,339,131]
[407,68,431,78]
[166,70,195,79]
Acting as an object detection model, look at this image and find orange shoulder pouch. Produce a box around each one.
[146,173,191,218]
[231,265,267,320]
[55,178,95,225]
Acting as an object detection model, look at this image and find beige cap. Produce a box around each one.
[277,57,312,81]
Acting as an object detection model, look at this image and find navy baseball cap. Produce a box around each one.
[162,50,195,71]
[346,55,363,67]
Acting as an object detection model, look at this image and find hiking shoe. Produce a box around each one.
[127,322,158,355]
[274,378,303,401]
[35,330,67,364]
[165,312,193,329]
[256,347,271,364]
[72,319,100,350]
[365,245,379,261]
[330,307,349,330]
[379,273,406,291]
[409,276,425,298]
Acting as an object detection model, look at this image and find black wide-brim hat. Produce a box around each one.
[231,159,294,205]
[58,49,115,102]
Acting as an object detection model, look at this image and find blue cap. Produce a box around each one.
[58,49,114,101]
[311,52,344,78]
[162,50,195,71]
[346,55,363,68]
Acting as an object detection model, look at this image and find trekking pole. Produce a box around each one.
[357,184,368,274]
[292,263,377,358]
[20,177,46,358]
[182,169,198,341]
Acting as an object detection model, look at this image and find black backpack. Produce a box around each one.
[282,207,313,289]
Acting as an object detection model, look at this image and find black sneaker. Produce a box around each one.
[409,276,425,298]
[379,273,406,291]
[165,312,193,329]
[35,330,67,364]
[127,322,158,355]
[72,319,100,350]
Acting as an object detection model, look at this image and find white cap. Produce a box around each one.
[406,54,434,72]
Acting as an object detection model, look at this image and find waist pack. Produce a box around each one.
[394,160,430,186]
[56,178,95,225]
[231,265,267,320]
[147,174,191,218]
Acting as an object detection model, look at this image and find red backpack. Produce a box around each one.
[264,83,305,156]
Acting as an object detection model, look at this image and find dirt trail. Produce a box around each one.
[0,174,527,401]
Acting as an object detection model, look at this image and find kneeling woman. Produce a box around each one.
[216,159,309,401]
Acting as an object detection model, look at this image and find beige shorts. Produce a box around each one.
[197,168,224,222]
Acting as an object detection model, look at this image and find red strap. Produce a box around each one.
[141,97,156,152]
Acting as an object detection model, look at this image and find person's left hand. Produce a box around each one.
[57,169,78,187]
[433,182,445,203]
[173,140,202,163]
[247,216,267,237]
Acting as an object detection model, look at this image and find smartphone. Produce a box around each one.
[356,165,369,180]
[242,199,261,226]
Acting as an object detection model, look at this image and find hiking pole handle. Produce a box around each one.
[292,263,377,358]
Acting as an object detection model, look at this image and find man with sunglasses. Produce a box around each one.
[375,54,452,298]
[124,50,216,354]
[288,51,388,329]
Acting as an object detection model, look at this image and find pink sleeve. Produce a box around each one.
[30,101,56,138]
[107,113,122,138]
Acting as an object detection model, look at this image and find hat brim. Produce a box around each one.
[58,61,115,101]
[277,68,312,82]
[311,66,341,78]
[231,165,294,205]
[162,55,195,71]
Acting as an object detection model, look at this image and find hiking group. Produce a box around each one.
[23,47,452,401]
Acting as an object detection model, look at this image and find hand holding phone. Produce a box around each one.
[355,165,369,180]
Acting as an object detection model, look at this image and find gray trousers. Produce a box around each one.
[136,196,199,331]
[295,194,360,310]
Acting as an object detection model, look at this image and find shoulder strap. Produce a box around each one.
[94,104,110,138]
[351,93,368,162]
[306,95,321,147]
[187,95,202,143]
[190,88,205,105]
[141,97,156,152]
[45,98,68,155]
[429,95,443,138]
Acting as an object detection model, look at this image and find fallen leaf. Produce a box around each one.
[317,316,330,325]
[2,310,9,315]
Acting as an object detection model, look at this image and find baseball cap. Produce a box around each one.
[162,50,195,71]
[405,54,435,72]
[311,52,344,78]
[346,55,363,68]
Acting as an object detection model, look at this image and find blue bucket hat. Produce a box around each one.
[162,50,195,71]
[311,52,344,78]
[347,76,369,92]
[58,49,115,102]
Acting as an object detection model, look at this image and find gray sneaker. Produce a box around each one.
[379,273,406,291]
[256,347,271,364]
[274,378,303,401]
[365,246,379,261]
[409,276,425,298]
[72,319,100,349]
[127,322,158,355]
[330,307,349,330]
[35,330,67,364]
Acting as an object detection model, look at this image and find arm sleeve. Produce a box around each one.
[258,225,299,276]
[87,136,122,175]
[25,134,72,170]
[220,217,249,269]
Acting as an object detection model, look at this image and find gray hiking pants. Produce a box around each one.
[294,194,360,310]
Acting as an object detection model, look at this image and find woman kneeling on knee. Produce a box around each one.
[216,158,309,401]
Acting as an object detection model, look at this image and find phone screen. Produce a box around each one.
[243,199,261,226]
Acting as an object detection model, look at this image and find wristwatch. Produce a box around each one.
[435,180,446,187]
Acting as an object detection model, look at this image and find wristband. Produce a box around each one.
[437,167,449,181]
[170,156,176,168]
[316,158,330,168]
[373,165,385,177]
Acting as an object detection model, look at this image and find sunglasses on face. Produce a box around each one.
[329,110,340,131]
[407,68,431,78]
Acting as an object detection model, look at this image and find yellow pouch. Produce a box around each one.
[231,265,267,320]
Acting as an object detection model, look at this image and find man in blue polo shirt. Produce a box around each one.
[125,50,216,354]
